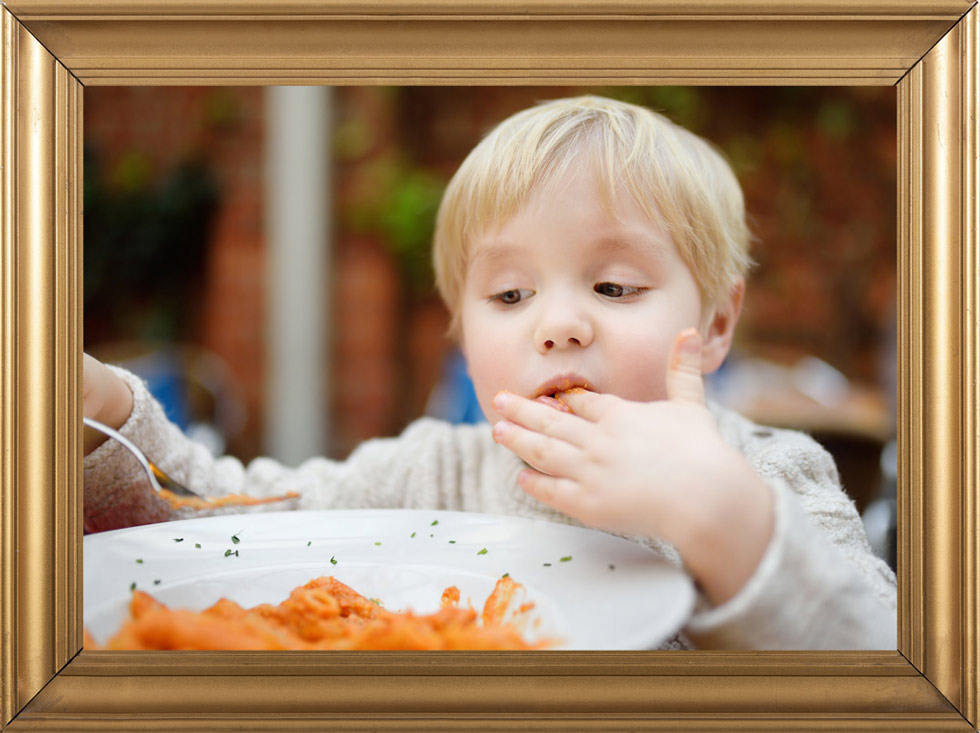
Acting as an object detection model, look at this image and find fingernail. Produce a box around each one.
[492,420,510,441]
[681,328,701,353]
[492,391,513,409]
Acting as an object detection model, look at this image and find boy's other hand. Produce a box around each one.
[490,328,774,605]
[83,353,134,454]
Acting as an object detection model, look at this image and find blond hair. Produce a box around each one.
[432,95,753,338]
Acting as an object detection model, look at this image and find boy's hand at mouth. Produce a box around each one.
[490,328,774,605]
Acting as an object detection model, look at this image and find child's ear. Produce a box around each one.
[700,277,744,375]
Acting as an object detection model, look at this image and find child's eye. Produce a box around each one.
[594,282,642,298]
[490,288,533,305]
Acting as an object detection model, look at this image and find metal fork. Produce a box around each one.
[83,416,202,499]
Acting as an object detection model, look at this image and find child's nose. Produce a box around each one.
[534,305,594,353]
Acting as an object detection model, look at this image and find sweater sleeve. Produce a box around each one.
[683,427,897,649]
[83,365,518,531]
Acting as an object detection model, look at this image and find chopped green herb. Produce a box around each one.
[410,532,416,538]
[448,540,456,544]
[153,579,161,585]
[477,547,488,556]
[560,556,572,563]
[429,534,434,538]
[231,534,241,545]
[224,549,239,557]
[307,541,312,547]
[195,543,201,549]
[129,582,136,591]
[173,538,184,543]
[330,556,338,565]
[543,562,552,567]
[431,520,439,526]
[369,598,381,605]
[502,573,510,578]
[374,542,382,546]
[135,558,143,564]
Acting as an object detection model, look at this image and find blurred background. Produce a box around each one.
[83,86,898,565]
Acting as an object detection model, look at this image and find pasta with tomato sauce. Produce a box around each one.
[85,575,553,651]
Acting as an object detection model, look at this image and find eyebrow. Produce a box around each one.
[593,234,671,261]
[469,232,670,270]
[469,242,524,271]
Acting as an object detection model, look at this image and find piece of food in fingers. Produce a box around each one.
[536,387,590,414]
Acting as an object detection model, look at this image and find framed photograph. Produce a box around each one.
[2,1,977,730]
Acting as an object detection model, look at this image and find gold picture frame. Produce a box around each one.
[1,1,977,730]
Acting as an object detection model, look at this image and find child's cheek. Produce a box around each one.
[465,361,504,423]
[613,343,671,402]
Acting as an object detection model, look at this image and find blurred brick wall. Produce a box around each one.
[86,87,268,459]
[84,86,896,462]
[84,87,453,461]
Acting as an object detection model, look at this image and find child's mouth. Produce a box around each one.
[535,394,570,411]
[532,375,594,400]
[530,374,595,413]
[535,386,593,413]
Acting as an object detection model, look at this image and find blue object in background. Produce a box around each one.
[114,348,190,431]
[143,370,189,430]
[426,348,485,424]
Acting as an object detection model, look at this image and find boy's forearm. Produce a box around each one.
[676,452,774,606]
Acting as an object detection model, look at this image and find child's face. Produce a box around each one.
[459,167,711,424]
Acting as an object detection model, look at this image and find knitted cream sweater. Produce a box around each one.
[84,365,897,650]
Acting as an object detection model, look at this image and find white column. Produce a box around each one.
[263,86,332,465]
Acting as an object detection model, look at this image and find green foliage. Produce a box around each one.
[377,168,446,293]
[83,148,220,343]
[816,100,857,141]
[346,155,446,294]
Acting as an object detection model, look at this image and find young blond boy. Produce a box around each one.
[83,95,896,649]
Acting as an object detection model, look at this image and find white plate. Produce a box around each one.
[84,509,694,650]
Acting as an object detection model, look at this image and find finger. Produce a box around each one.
[491,419,583,477]
[492,391,588,446]
[535,394,570,412]
[516,468,585,519]
[82,353,102,418]
[666,327,706,405]
[551,388,610,422]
